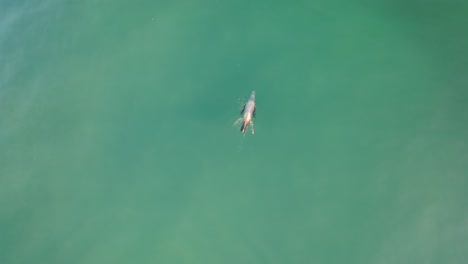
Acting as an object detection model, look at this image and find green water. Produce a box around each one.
[1,0,467,263]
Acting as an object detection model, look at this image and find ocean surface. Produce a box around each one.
[1,0,467,263]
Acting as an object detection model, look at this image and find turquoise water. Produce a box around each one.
[1,1,467,263]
